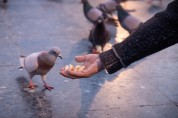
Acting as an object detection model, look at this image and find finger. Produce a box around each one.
[66,69,83,77]
[60,69,85,79]
[60,67,65,71]
[75,55,86,62]
[66,69,87,78]
[60,70,77,79]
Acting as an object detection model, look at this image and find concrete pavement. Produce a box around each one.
[0,0,178,118]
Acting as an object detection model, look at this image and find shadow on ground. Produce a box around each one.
[62,36,119,117]
[77,69,124,118]
[16,76,52,118]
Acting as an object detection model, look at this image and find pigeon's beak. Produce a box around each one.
[58,54,62,59]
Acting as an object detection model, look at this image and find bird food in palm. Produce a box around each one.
[64,64,85,72]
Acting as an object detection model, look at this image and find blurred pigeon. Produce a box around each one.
[80,0,107,24]
[97,0,119,16]
[97,0,127,15]
[19,46,62,91]
[89,17,111,54]
[116,5,142,33]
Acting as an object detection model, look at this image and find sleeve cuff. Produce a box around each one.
[99,49,123,74]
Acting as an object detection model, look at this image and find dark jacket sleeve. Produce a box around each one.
[99,0,178,74]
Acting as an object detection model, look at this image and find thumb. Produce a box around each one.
[75,55,86,62]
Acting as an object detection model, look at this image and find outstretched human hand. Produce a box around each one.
[60,54,104,79]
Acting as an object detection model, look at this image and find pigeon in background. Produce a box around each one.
[89,17,111,54]
[97,0,127,15]
[80,0,118,26]
[80,0,107,24]
[19,46,62,91]
[116,5,142,33]
[97,0,119,16]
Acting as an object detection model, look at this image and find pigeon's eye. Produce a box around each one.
[53,51,57,55]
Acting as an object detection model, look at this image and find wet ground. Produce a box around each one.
[0,0,178,118]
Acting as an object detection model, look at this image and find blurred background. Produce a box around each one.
[0,0,178,118]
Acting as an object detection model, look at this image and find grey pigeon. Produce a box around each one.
[97,0,127,15]
[116,5,142,33]
[89,17,111,54]
[97,0,119,16]
[19,46,62,91]
[80,0,107,24]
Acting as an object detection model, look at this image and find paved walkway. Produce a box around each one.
[0,0,178,118]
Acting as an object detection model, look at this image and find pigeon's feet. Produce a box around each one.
[44,85,54,91]
[27,80,37,89]
[27,79,37,89]
[27,84,38,89]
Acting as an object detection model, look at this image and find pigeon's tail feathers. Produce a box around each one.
[19,55,26,69]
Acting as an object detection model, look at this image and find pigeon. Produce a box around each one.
[89,17,111,54]
[19,46,62,91]
[116,5,142,33]
[97,0,127,15]
[97,0,119,16]
[80,0,108,24]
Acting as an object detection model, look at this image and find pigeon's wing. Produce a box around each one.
[24,52,41,73]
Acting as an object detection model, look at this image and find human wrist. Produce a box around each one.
[99,49,123,74]
[96,57,104,72]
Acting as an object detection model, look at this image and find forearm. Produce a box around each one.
[99,0,178,74]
